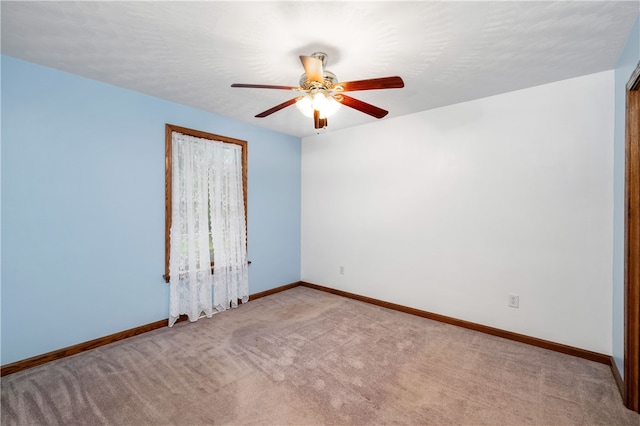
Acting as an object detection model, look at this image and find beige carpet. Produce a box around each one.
[2,286,638,425]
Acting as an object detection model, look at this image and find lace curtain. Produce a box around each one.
[169,132,248,327]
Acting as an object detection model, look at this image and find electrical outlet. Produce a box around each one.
[508,294,519,308]
[339,266,345,275]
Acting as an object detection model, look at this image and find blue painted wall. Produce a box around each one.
[1,56,301,365]
[613,15,640,375]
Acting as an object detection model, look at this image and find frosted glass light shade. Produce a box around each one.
[296,95,314,117]
[296,91,341,119]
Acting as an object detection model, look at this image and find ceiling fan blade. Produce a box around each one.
[299,55,324,83]
[337,95,389,119]
[232,83,298,90]
[255,98,299,118]
[337,76,404,92]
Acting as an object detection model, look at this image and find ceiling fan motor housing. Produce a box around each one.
[299,52,339,90]
[299,70,338,90]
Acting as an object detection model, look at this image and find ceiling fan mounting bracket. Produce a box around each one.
[310,52,328,66]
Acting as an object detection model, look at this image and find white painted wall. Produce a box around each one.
[301,71,614,354]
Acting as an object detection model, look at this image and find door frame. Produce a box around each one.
[624,60,640,412]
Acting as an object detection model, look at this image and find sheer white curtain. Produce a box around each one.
[169,132,248,327]
[209,141,249,311]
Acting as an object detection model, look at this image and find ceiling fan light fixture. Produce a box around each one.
[296,90,341,119]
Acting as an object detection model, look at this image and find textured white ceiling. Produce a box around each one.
[2,1,639,138]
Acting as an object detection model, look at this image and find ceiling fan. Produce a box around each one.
[231,52,404,129]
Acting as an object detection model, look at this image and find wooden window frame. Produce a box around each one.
[164,124,248,283]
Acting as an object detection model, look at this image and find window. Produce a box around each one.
[163,124,248,283]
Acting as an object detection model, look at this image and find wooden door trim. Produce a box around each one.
[624,60,640,412]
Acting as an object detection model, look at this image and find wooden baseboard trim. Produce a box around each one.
[249,281,302,301]
[1,281,302,377]
[300,281,612,365]
[0,317,184,377]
